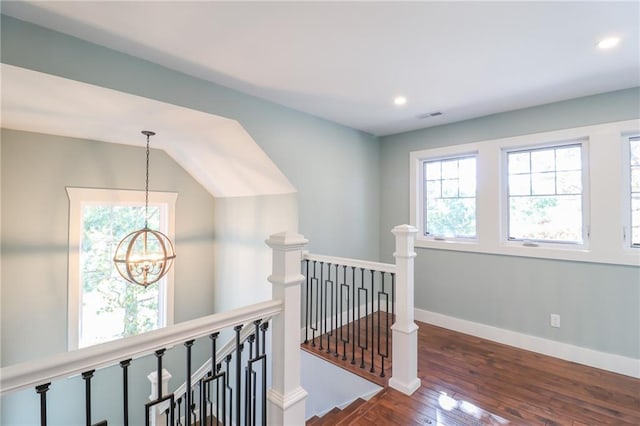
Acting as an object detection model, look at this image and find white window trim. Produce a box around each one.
[623,133,640,250]
[409,119,640,266]
[66,187,177,351]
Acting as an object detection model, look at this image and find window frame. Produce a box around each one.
[66,187,177,350]
[501,139,589,249]
[623,134,640,249]
[419,152,478,242]
[409,119,640,266]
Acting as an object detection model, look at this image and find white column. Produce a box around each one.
[389,224,421,395]
[265,232,308,426]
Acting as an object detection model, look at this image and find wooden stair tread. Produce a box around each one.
[334,390,389,425]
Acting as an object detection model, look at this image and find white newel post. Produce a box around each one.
[147,368,172,426]
[266,232,308,426]
[389,224,421,395]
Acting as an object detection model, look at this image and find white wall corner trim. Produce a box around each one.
[414,308,640,379]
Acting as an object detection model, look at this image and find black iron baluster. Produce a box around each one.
[35,383,50,426]
[370,269,376,374]
[198,378,205,426]
[185,340,195,426]
[177,397,183,426]
[325,262,332,354]
[379,272,389,377]
[340,266,349,360]
[234,325,243,426]
[351,266,356,365]
[304,259,310,344]
[358,268,369,369]
[246,333,256,426]
[120,359,131,426]
[312,260,319,347]
[254,320,262,357]
[260,322,269,426]
[391,272,396,317]
[334,263,340,357]
[225,355,232,426]
[319,261,325,350]
[82,370,95,426]
[164,408,169,426]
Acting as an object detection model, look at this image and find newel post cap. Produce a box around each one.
[391,224,418,236]
[266,231,308,250]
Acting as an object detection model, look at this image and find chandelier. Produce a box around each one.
[113,131,176,287]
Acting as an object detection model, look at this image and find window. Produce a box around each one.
[409,119,639,266]
[506,143,584,244]
[67,188,177,349]
[423,156,476,238]
[629,136,640,247]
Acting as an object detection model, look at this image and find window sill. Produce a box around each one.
[414,237,639,266]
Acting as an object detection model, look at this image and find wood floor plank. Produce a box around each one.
[305,318,640,425]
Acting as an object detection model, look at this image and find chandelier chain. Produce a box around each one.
[144,132,150,228]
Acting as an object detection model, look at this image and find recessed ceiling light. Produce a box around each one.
[598,36,620,49]
[394,96,407,106]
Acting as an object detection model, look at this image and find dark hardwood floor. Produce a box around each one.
[303,319,640,425]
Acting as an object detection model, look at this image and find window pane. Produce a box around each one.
[630,138,640,166]
[509,174,530,196]
[425,162,441,180]
[509,195,582,242]
[508,152,530,174]
[458,158,476,197]
[426,180,441,198]
[531,172,555,195]
[632,195,640,246]
[507,143,583,244]
[80,204,164,348]
[631,167,640,193]
[441,160,459,179]
[423,156,476,238]
[531,149,555,172]
[442,179,459,197]
[426,197,475,237]
[557,171,582,194]
[555,146,581,171]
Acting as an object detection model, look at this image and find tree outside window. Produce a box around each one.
[423,156,476,238]
[507,144,584,244]
[79,204,166,348]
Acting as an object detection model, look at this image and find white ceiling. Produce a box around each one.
[1,64,295,197]
[2,1,639,136]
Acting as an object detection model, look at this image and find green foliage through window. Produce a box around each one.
[423,156,476,238]
[507,144,583,243]
[80,204,164,348]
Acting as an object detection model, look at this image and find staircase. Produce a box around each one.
[306,389,394,425]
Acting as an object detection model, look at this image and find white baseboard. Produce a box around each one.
[414,308,640,379]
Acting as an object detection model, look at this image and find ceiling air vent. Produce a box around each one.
[416,111,443,119]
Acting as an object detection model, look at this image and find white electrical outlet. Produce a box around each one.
[550,314,561,328]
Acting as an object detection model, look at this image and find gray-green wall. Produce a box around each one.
[0,14,381,260]
[1,15,380,424]
[379,88,640,359]
[1,129,216,425]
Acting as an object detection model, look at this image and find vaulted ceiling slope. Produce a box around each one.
[1,64,296,198]
[2,1,638,136]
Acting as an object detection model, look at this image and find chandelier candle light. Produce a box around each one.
[113,130,176,287]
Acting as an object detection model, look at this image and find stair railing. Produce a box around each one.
[0,300,281,426]
[0,231,311,426]
[301,224,420,395]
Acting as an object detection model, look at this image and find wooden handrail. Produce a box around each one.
[0,299,283,395]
